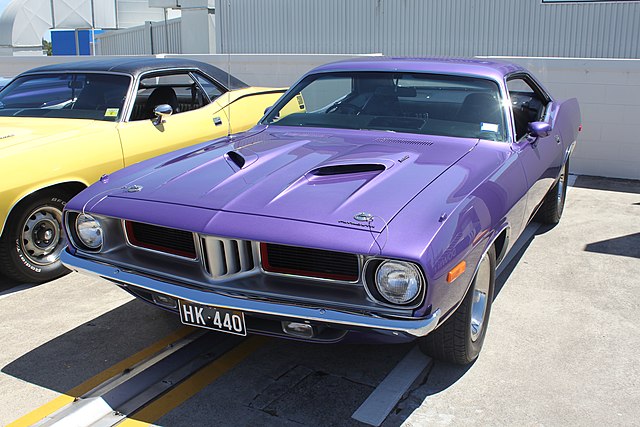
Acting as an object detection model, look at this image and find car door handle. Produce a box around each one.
[555,135,561,144]
[213,117,223,126]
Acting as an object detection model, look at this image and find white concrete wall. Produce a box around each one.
[498,57,640,181]
[1,54,639,180]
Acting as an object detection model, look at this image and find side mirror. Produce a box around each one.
[264,105,272,115]
[528,121,552,138]
[152,104,173,126]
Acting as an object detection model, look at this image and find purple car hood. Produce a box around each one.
[109,127,476,232]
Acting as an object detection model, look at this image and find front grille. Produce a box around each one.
[260,243,360,282]
[125,221,196,259]
[202,237,257,279]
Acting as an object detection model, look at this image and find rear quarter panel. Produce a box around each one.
[552,98,581,157]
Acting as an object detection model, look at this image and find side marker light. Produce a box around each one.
[447,261,466,283]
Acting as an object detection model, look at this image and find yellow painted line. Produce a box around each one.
[7,326,193,427]
[118,336,269,426]
[5,395,77,427]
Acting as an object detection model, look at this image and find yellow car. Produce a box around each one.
[0,58,296,283]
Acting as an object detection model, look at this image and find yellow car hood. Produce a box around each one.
[0,117,103,153]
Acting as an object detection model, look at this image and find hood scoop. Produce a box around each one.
[225,150,245,169]
[305,162,390,185]
[309,163,385,177]
[224,149,258,171]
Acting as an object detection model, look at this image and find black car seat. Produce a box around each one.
[144,87,179,119]
[73,84,106,110]
[361,86,400,116]
[456,92,501,124]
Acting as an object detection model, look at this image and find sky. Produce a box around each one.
[0,0,12,16]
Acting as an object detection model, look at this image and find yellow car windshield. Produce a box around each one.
[0,73,130,121]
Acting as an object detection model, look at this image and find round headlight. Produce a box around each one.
[375,260,422,304]
[75,214,103,249]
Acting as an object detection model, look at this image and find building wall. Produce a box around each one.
[1,54,639,180]
[505,57,640,181]
[216,0,640,59]
[96,19,182,55]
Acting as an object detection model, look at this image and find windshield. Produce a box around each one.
[262,72,507,141]
[0,73,131,121]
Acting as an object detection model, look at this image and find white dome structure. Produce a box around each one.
[0,0,167,55]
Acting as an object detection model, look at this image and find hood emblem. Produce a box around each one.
[354,212,374,222]
[124,185,143,193]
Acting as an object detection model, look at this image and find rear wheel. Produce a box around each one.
[0,191,74,283]
[419,246,496,365]
[536,158,569,224]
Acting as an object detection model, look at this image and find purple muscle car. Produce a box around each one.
[61,58,581,364]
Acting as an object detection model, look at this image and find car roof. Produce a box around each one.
[20,57,248,90]
[310,56,526,81]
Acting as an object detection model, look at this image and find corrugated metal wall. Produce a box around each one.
[96,18,181,55]
[216,0,640,58]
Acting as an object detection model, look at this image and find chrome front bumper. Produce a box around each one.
[62,250,441,338]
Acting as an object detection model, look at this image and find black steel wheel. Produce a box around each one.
[0,190,73,283]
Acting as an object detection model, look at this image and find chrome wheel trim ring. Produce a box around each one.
[470,252,491,342]
[557,163,567,208]
[20,206,66,266]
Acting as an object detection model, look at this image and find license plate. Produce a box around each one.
[178,301,247,336]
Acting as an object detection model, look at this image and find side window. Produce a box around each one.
[193,73,224,101]
[130,73,209,121]
[507,77,549,140]
[302,76,352,112]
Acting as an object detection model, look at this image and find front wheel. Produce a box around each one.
[419,246,496,365]
[0,191,73,283]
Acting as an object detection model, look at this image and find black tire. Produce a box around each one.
[536,158,569,225]
[419,246,496,365]
[0,190,74,283]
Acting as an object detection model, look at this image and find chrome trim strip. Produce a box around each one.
[62,250,441,338]
[199,235,258,279]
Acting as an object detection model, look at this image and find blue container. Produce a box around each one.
[51,29,103,56]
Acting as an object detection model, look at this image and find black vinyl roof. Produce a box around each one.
[21,57,248,90]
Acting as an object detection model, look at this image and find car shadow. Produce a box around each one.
[0,271,74,297]
[493,223,543,299]
[571,175,640,194]
[382,359,473,426]
[0,277,37,297]
[2,299,184,395]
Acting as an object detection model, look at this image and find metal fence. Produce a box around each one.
[96,18,181,55]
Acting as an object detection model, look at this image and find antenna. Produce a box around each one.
[226,0,232,139]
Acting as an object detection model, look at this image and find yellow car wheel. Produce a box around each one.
[0,190,73,283]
